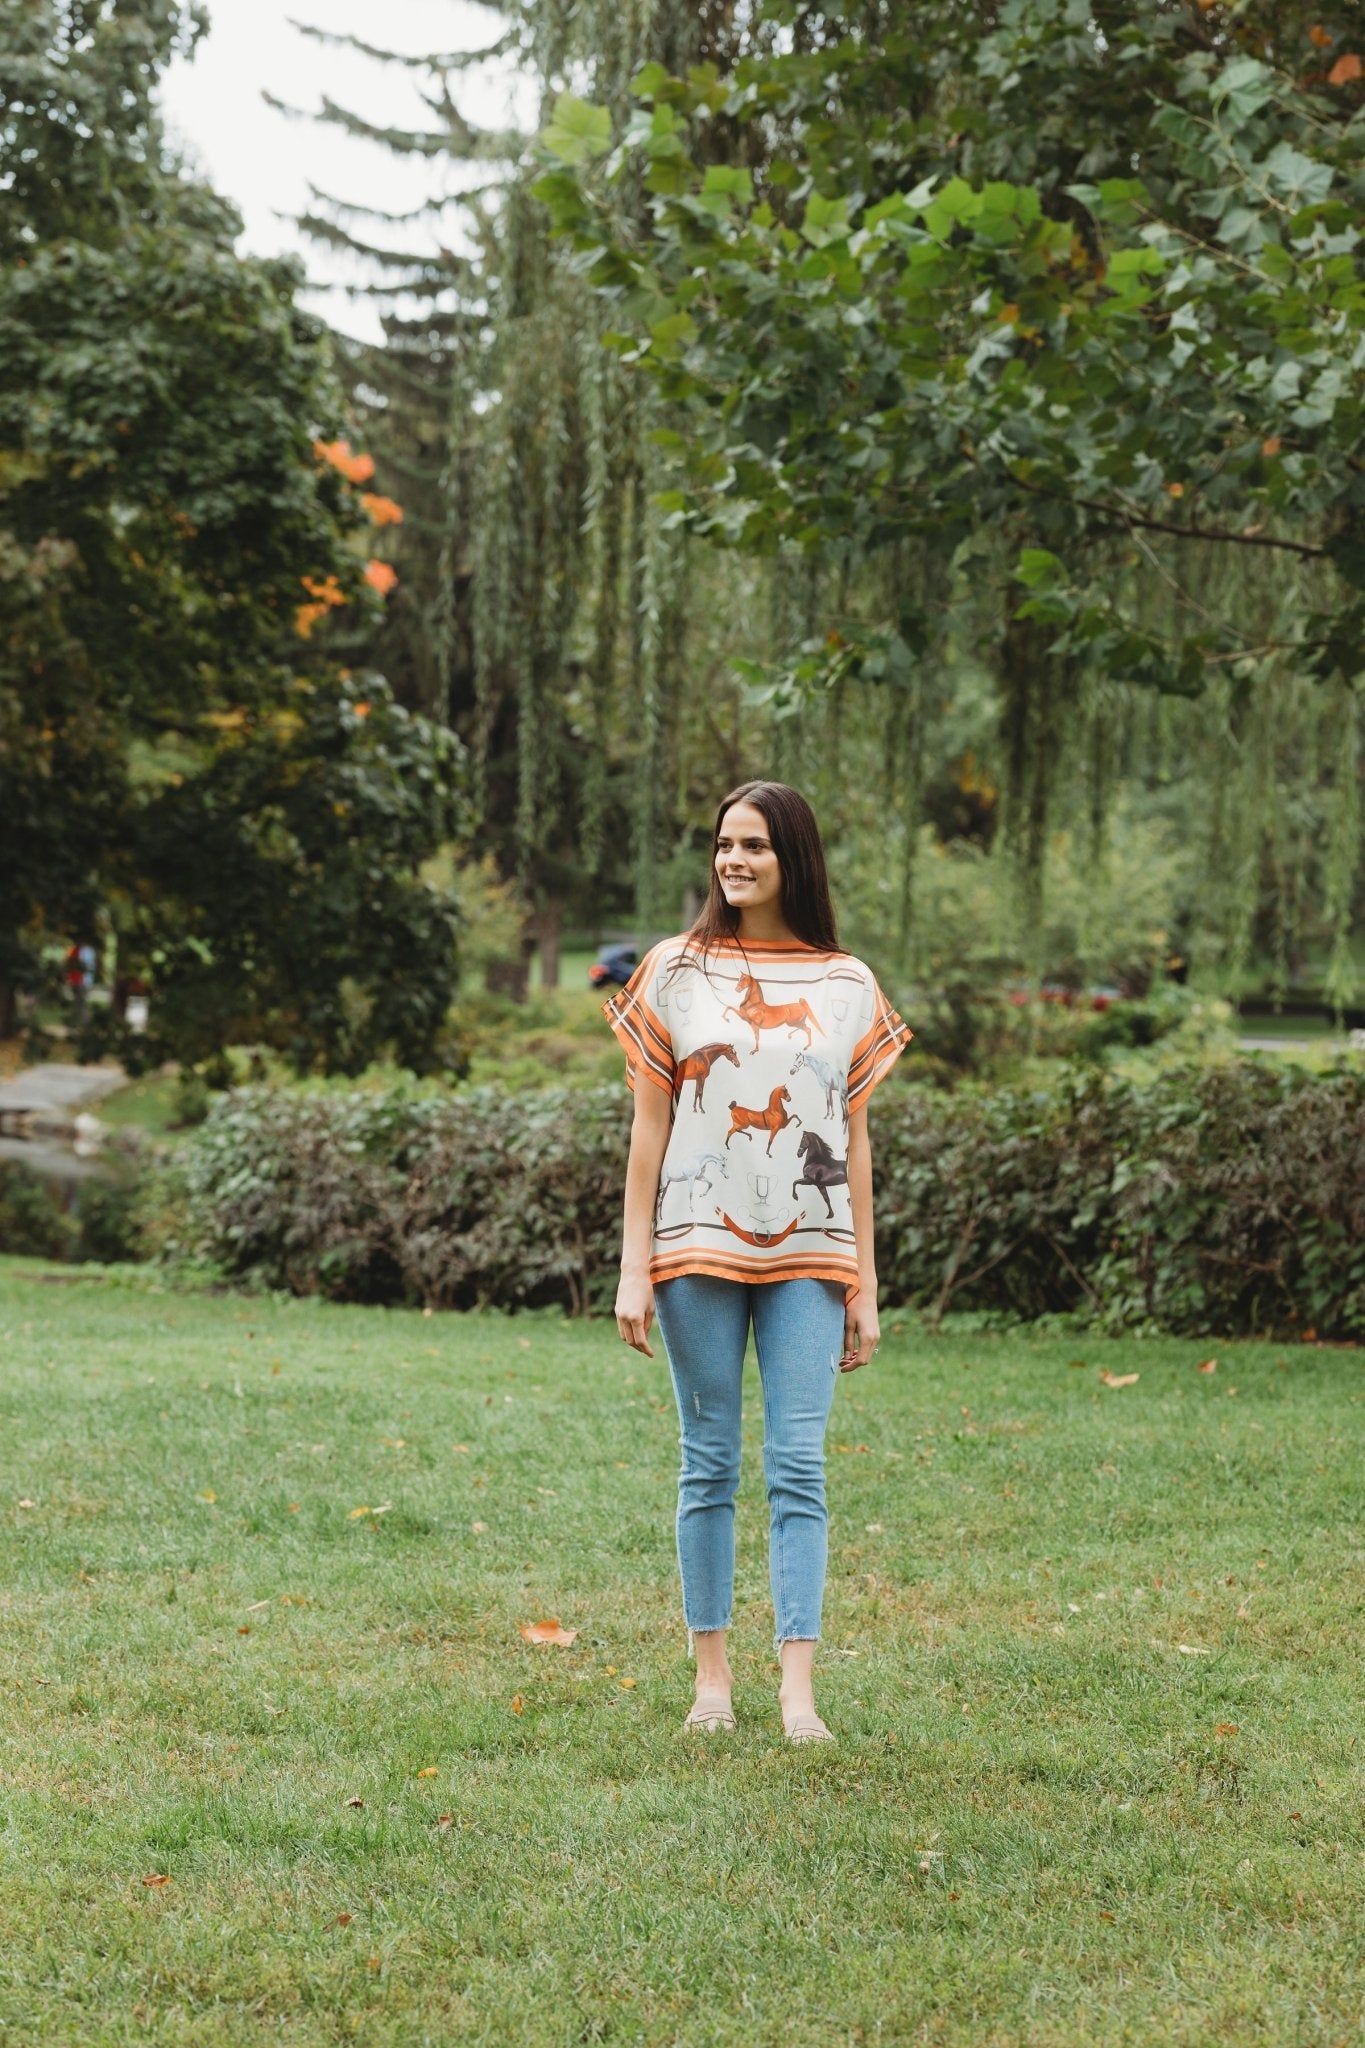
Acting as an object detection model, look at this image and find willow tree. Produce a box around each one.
[290,1,797,980]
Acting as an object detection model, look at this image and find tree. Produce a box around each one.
[0,0,460,1062]
[537,1,1365,984]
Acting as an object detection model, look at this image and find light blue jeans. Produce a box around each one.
[652,1274,846,1647]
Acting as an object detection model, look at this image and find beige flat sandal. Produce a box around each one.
[683,1693,737,1733]
[784,1712,834,1744]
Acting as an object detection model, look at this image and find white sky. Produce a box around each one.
[159,0,530,344]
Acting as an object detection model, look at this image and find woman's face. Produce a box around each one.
[715,801,782,915]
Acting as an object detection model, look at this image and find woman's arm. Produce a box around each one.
[841,1103,880,1371]
[615,1080,672,1358]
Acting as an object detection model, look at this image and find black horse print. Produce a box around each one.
[792,1128,847,1219]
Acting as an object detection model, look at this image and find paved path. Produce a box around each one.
[0,1062,128,1122]
[0,1064,129,1186]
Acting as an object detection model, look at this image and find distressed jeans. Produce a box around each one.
[652,1273,846,1647]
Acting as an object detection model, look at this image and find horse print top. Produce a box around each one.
[603,933,912,1304]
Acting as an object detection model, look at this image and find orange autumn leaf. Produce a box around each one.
[416,1766,438,1778]
[1216,1723,1239,1736]
[1166,482,1184,498]
[141,1873,171,1888]
[519,1619,578,1647]
[301,574,347,607]
[1196,1357,1218,1374]
[1328,52,1361,83]
[1098,1368,1139,1388]
[364,559,398,597]
[352,701,371,719]
[509,1693,526,1715]
[1261,437,1282,458]
[1309,23,1333,47]
[313,438,376,485]
[294,603,328,639]
[360,493,405,527]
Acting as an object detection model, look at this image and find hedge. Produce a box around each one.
[152,1060,1365,1338]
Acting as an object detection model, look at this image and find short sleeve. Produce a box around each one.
[601,945,677,1098]
[846,975,913,1115]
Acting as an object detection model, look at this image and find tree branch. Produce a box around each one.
[1009,471,1325,559]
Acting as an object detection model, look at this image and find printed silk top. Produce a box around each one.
[603,933,913,1303]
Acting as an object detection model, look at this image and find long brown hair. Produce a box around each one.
[675,781,841,975]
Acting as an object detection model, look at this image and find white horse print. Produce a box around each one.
[656,1150,729,1219]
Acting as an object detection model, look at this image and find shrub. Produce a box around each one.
[0,1161,77,1259]
[165,1060,1365,1338]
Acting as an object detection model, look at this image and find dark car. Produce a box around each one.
[588,944,638,989]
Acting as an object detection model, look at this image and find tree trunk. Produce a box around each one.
[534,898,562,991]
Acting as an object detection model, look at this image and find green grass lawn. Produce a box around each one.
[1,1261,1361,2046]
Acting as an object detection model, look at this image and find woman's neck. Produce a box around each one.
[732,908,799,944]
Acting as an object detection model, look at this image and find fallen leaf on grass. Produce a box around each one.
[141,1874,170,1888]
[237,1625,251,1636]
[452,1444,470,1454]
[1216,1723,1239,1736]
[519,1619,577,1647]
[246,1598,271,1612]
[1099,1370,1139,1389]
[345,1797,364,1809]
[1196,1358,1217,1375]
[416,1767,438,1778]
[509,1694,526,1715]
[471,1520,487,1534]
[435,1815,454,1829]
[347,1506,370,1520]
[198,1489,217,1503]
[618,1677,637,1690]
[1066,1359,1088,1370]
[16,1498,35,1509]
[335,1912,352,1926]
[1099,1910,1115,1923]
[1177,1644,1211,1656]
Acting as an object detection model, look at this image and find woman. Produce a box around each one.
[604,780,912,1742]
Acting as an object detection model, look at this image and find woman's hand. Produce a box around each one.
[615,1270,656,1358]
[840,1289,880,1373]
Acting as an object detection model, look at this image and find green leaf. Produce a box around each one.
[801,193,852,246]
[1015,548,1067,589]
[540,94,613,167]
[631,62,672,98]
[701,165,754,204]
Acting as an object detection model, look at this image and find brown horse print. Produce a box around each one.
[726,1085,802,1156]
[722,974,826,1054]
[792,1128,847,1218]
[672,1040,740,1112]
